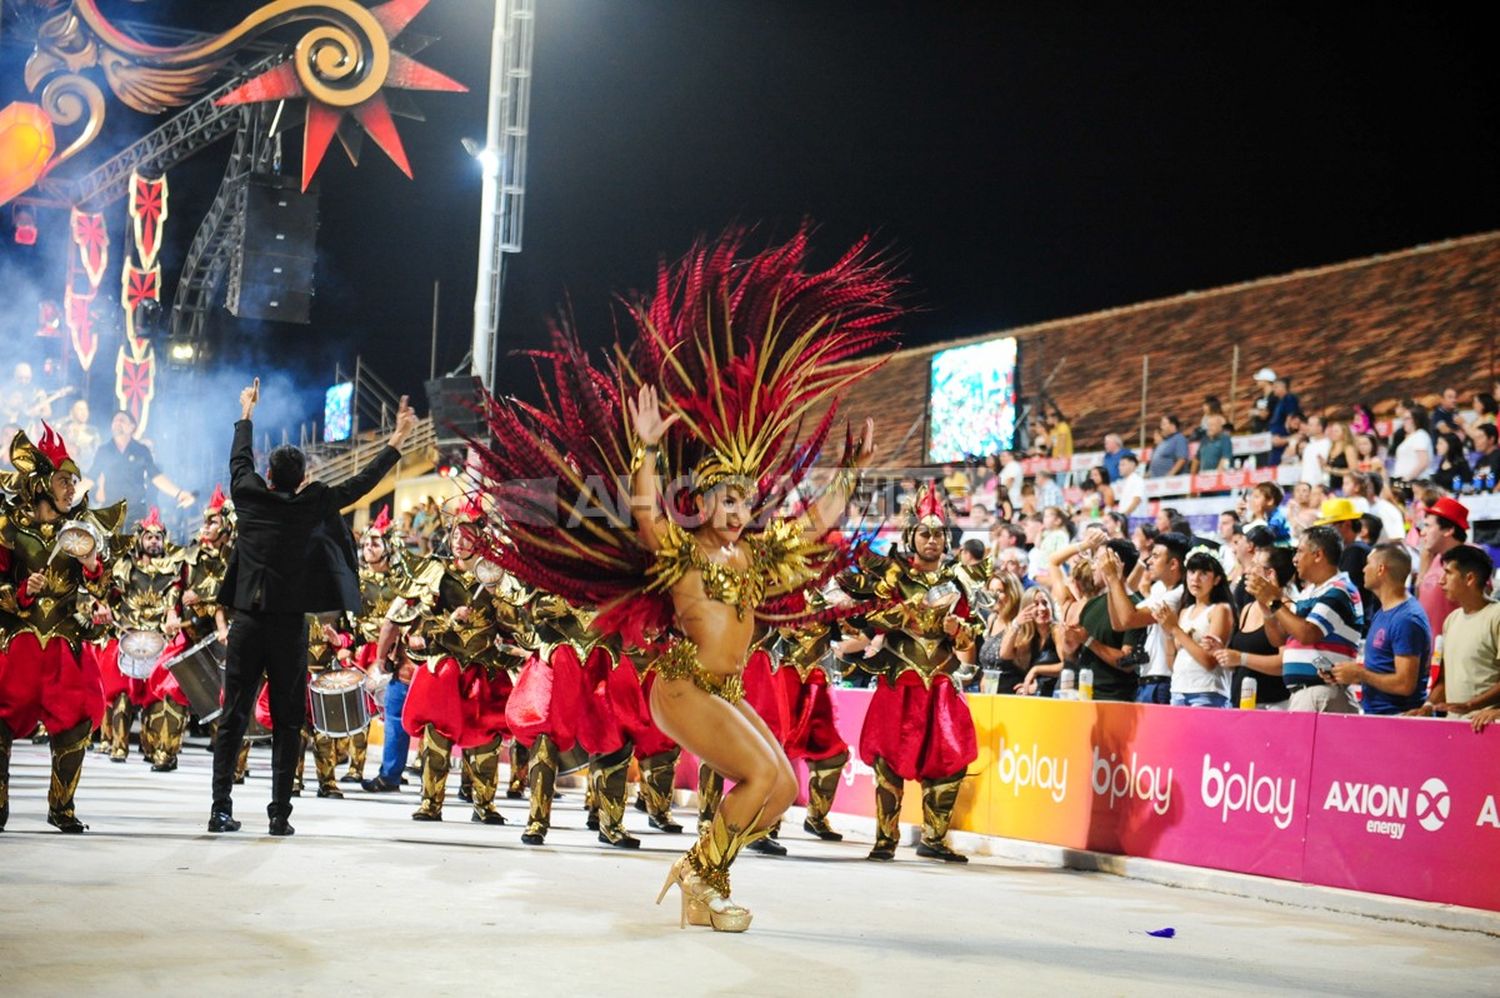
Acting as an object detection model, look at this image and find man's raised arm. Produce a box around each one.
[230,378,260,499]
[330,395,416,509]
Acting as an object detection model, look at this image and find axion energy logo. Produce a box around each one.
[1320,776,1450,839]
[994,738,1069,804]
[1199,754,1298,830]
[1091,748,1173,815]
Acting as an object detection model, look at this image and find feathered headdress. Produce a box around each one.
[467,227,902,646]
[620,225,902,504]
[204,484,229,519]
[1,423,81,505]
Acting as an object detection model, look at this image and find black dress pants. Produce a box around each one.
[212,610,309,817]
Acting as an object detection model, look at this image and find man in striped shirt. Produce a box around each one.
[1251,525,1365,713]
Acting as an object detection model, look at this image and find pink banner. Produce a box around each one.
[1303,714,1500,911]
[1082,704,1314,881]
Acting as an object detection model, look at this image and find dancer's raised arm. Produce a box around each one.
[627,384,679,550]
[799,416,876,539]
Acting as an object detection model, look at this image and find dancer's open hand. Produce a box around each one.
[627,384,679,447]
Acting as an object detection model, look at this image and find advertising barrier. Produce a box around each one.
[814,690,1499,912]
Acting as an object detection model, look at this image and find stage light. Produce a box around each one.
[461,136,501,177]
[169,340,196,362]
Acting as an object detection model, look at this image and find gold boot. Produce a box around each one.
[341,729,368,783]
[235,739,251,784]
[412,726,451,820]
[312,731,343,798]
[591,747,640,849]
[869,756,903,860]
[144,700,187,771]
[656,808,768,932]
[803,750,848,841]
[637,748,683,833]
[105,694,132,761]
[696,763,724,836]
[0,719,12,831]
[464,736,505,825]
[507,740,529,799]
[521,736,557,843]
[916,770,968,864]
[292,728,311,795]
[47,721,92,833]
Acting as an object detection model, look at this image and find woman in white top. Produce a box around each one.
[1392,407,1433,481]
[1154,548,1234,706]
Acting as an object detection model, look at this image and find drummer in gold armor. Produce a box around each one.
[108,507,189,771]
[342,505,410,785]
[838,484,982,864]
[0,425,124,833]
[400,503,534,824]
[288,612,357,799]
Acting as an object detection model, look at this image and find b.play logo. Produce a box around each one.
[1199,754,1297,830]
[995,739,1068,804]
[1091,748,1173,815]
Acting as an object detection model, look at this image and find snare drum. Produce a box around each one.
[308,668,371,737]
[54,518,106,561]
[164,635,227,722]
[118,629,167,680]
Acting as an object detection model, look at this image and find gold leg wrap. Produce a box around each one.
[464,736,503,819]
[235,740,251,781]
[312,731,340,792]
[343,730,368,779]
[637,748,681,823]
[591,749,635,844]
[0,719,12,829]
[684,807,769,900]
[872,756,904,852]
[459,750,475,797]
[105,694,132,759]
[805,751,849,830]
[293,729,310,792]
[920,770,965,846]
[414,727,452,817]
[47,721,92,819]
[509,741,529,795]
[525,736,558,837]
[143,700,187,767]
[697,763,724,836]
[137,709,157,760]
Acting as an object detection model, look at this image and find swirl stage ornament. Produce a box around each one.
[5,0,466,205]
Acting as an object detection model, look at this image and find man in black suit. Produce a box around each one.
[209,378,416,835]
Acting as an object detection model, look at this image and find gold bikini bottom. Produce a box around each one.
[651,639,745,705]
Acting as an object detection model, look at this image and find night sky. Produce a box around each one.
[7,1,1500,427]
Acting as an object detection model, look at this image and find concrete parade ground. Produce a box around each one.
[1,739,1494,997]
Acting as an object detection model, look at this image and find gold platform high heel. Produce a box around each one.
[656,856,750,931]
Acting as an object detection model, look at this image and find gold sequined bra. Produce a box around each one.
[646,517,822,619]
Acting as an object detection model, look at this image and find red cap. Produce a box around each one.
[1427,496,1469,532]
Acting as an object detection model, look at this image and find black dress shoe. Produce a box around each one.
[268,817,295,836]
[520,831,545,845]
[362,777,399,793]
[317,786,344,799]
[648,814,684,834]
[47,811,88,834]
[867,846,896,862]
[915,840,968,864]
[599,831,642,849]
[803,818,844,842]
[208,812,242,833]
[748,836,787,857]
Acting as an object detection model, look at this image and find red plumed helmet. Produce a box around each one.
[138,506,165,533]
[36,422,77,475]
[205,484,229,514]
[454,497,486,524]
[367,504,393,535]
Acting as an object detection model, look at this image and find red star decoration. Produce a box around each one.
[214,0,466,190]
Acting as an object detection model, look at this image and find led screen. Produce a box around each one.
[323,381,354,443]
[927,337,1018,462]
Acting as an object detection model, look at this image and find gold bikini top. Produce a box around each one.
[647,517,823,619]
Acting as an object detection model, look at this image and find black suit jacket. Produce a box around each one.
[220,420,401,613]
